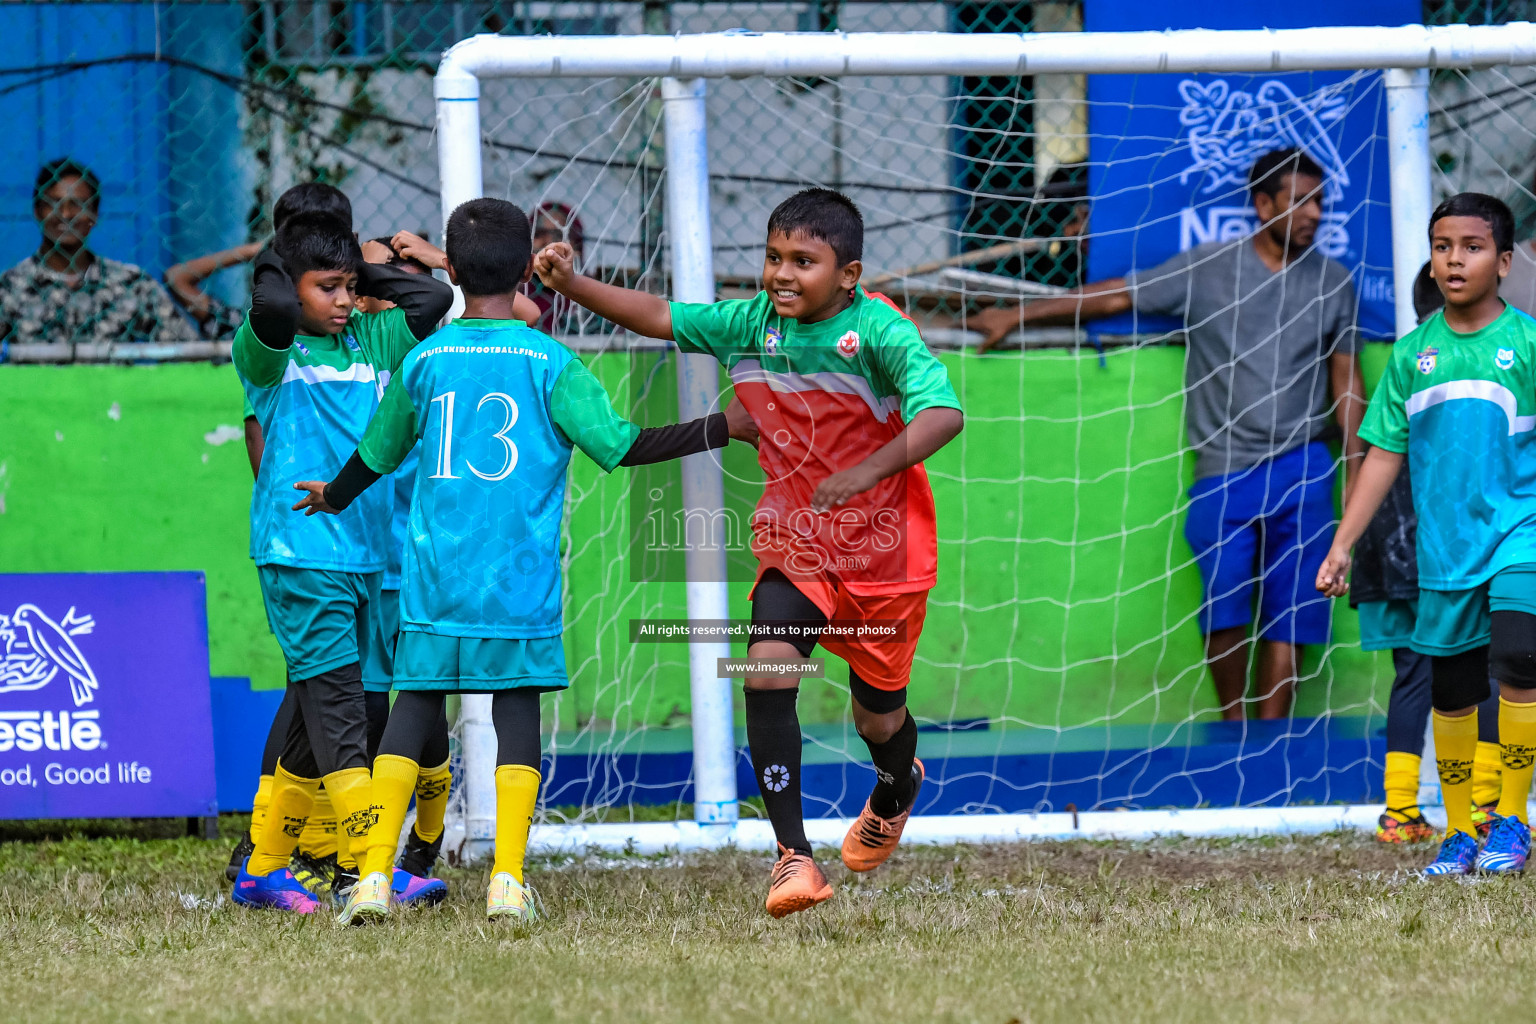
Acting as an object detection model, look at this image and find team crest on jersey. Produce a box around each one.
[344,334,360,352]
[837,331,860,358]
[764,326,782,356]
[1496,347,1516,370]
[1417,347,1438,374]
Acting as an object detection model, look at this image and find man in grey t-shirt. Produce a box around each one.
[972,148,1366,720]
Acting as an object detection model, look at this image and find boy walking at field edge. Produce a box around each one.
[1320,193,1536,876]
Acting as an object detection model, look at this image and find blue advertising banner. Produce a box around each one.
[0,572,217,818]
[1084,0,1419,340]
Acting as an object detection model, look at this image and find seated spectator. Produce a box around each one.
[0,158,197,349]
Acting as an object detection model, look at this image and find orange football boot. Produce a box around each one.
[765,844,833,918]
[841,759,925,872]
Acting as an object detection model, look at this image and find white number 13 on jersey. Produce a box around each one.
[428,390,519,481]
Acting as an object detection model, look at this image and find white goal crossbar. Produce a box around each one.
[434,23,1535,857]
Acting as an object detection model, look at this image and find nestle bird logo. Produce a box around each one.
[0,604,99,707]
[1178,78,1349,204]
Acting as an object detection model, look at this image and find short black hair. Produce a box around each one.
[274,183,352,232]
[35,158,100,207]
[1249,148,1325,201]
[445,198,531,296]
[1412,260,1445,322]
[274,211,362,279]
[1429,192,1514,253]
[766,187,863,266]
[369,236,431,275]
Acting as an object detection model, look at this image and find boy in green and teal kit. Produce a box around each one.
[1321,192,1536,876]
[231,210,453,912]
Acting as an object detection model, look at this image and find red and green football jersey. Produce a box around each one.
[670,287,960,595]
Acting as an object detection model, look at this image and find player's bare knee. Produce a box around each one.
[1491,610,1536,692]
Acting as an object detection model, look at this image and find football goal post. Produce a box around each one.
[432,22,1536,859]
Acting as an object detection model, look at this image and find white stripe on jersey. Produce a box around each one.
[727,358,901,421]
[1405,378,1536,436]
[282,360,379,387]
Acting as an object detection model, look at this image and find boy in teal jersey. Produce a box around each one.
[231,211,454,913]
[1321,193,1536,876]
[536,188,965,917]
[294,198,746,924]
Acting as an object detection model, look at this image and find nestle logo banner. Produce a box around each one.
[0,572,217,819]
[1083,0,1418,341]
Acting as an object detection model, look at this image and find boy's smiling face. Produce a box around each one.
[761,229,862,324]
[295,269,358,335]
[1431,215,1511,309]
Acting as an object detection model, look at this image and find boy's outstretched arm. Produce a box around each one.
[810,407,964,512]
[1315,446,1405,597]
[549,358,751,470]
[534,242,674,340]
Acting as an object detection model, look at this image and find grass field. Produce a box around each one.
[3,819,1535,1024]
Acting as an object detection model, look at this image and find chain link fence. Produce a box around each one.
[0,2,1521,361]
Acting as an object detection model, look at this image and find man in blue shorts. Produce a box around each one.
[972,148,1364,719]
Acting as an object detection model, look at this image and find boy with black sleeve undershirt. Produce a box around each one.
[231,211,453,913]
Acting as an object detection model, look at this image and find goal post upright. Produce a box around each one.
[433,22,1533,854]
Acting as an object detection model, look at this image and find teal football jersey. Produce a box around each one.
[381,446,418,591]
[235,307,418,571]
[1361,305,1536,589]
[358,319,640,638]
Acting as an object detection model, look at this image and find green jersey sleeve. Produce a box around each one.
[1359,345,1411,453]
[548,359,642,473]
[232,318,289,389]
[358,376,420,474]
[353,306,420,376]
[874,317,962,422]
[669,296,766,360]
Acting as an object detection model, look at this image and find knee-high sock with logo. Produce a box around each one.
[745,687,809,856]
[1473,741,1504,810]
[1383,751,1422,821]
[248,762,319,875]
[1434,710,1480,837]
[1496,698,1536,823]
[296,786,338,859]
[861,711,918,818]
[249,774,274,841]
[363,755,419,878]
[413,759,453,843]
[493,764,541,883]
[323,766,377,872]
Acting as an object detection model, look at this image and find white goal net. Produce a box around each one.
[408,18,1536,855]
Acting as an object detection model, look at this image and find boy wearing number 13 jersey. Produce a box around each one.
[294,199,739,923]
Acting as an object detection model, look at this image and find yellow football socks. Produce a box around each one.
[1382,751,1421,822]
[363,755,419,878]
[493,764,541,884]
[414,758,453,843]
[296,787,339,859]
[249,773,273,840]
[1495,697,1536,824]
[323,765,378,872]
[1434,710,1480,837]
[248,762,319,875]
[1473,740,1504,810]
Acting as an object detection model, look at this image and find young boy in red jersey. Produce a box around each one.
[536,188,964,917]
